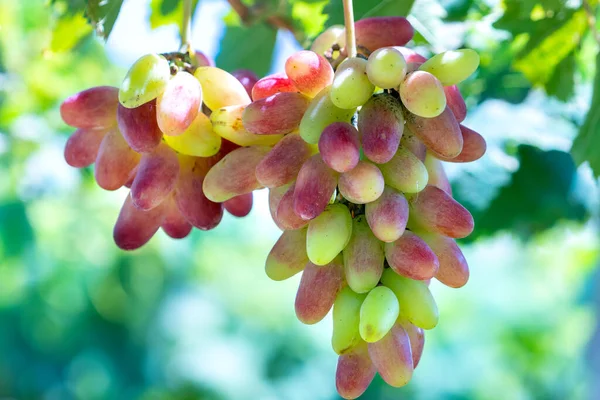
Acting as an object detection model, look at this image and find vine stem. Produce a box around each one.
[343,0,357,58]
[583,0,600,46]
[180,0,193,52]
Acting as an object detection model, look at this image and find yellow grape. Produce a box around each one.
[164,112,221,157]
[119,54,171,108]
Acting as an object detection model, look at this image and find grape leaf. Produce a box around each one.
[49,10,93,52]
[571,52,600,177]
[216,21,277,77]
[324,0,416,27]
[149,0,201,30]
[545,51,576,102]
[86,0,124,40]
[454,145,589,242]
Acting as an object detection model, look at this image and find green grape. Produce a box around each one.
[310,25,346,56]
[119,54,171,108]
[366,47,407,89]
[399,71,446,118]
[265,228,308,281]
[163,112,221,157]
[359,286,399,343]
[332,287,367,355]
[419,49,480,86]
[299,87,356,144]
[330,57,375,109]
[307,203,353,266]
[380,269,438,330]
[343,216,384,293]
[379,146,428,193]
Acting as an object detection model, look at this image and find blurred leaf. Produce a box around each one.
[545,51,576,101]
[440,0,474,21]
[572,52,600,177]
[324,0,416,27]
[216,22,277,77]
[49,11,92,52]
[149,0,200,30]
[456,145,588,241]
[0,201,34,258]
[290,0,329,43]
[86,0,124,40]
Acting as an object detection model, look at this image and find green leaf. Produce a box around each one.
[149,0,201,30]
[49,10,92,52]
[324,0,416,27]
[455,145,588,241]
[0,201,34,258]
[571,52,600,177]
[216,22,277,77]
[86,0,124,40]
[545,51,576,101]
[290,0,329,43]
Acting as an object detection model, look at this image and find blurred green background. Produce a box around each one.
[1,0,600,399]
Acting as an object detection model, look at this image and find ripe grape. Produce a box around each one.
[119,54,171,108]
[367,324,413,387]
[242,92,310,135]
[394,46,427,63]
[419,49,480,86]
[276,183,310,230]
[359,286,399,343]
[268,184,290,230]
[295,257,345,324]
[354,17,414,51]
[401,131,427,162]
[330,57,375,110]
[332,287,366,355]
[285,50,334,97]
[318,122,360,173]
[232,69,259,97]
[398,320,425,368]
[113,194,165,250]
[224,192,253,217]
[117,101,163,153]
[366,47,407,89]
[310,25,346,56]
[437,125,486,163]
[365,186,409,243]
[306,203,353,266]
[419,232,469,288]
[378,146,428,193]
[405,106,463,159]
[265,228,308,281]
[424,152,452,194]
[357,93,403,164]
[336,341,376,400]
[444,85,467,122]
[163,112,221,157]
[94,128,140,191]
[194,66,251,110]
[399,71,446,118]
[338,161,385,204]
[157,71,202,136]
[64,127,108,168]
[161,195,193,239]
[343,216,385,293]
[299,86,356,144]
[385,231,439,280]
[60,86,119,129]
[293,154,338,220]
[210,105,283,146]
[255,134,313,188]
[251,72,298,101]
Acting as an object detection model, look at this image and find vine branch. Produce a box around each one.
[583,0,600,47]
[180,0,193,52]
[343,0,357,58]
[226,0,296,34]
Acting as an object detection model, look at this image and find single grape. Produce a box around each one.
[336,341,376,400]
[385,231,439,280]
[306,203,352,266]
[113,194,166,250]
[359,286,399,343]
[265,228,308,281]
[437,125,486,163]
[299,86,356,144]
[268,184,291,230]
[405,106,463,159]
[424,152,452,195]
[332,287,366,355]
[194,50,214,67]
[338,161,385,204]
[119,54,171,108]
[393,46,427,63]
[194,66,251,110]
[161,194,193,239]
[310,24,346,56]
[224,192,253,217]
[255,134,313,188]
[94,128,140,191]
[367,324,414,387]
[210,105,283,146]
[276,183,309,230]
[285,50,334,97]
[117,101,163,153]
[232,69,259,97]
[293,154,339,220]
[418,231,469,288]
[164,112,221,157]
[401,130,427,162]
[64,127,108,168]
[444,85,467,122]
[343,216,384,293]
[157,71,202,136]
[419,49,480,86]
[330,57,375,110]
[378,146,428,193]
[251,72,298,101]
[355,17,414,51]
[365,186,409,243]
[318,122,360,173]
[295,257,344,324]
[242,92,310,135]
[357,93,403,164]
[397,319,425,369]
[366,47,407,89]
[399,71,446,118]
[60,86,119,129]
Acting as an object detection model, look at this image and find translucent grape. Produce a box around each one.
[268,184,290,230]
[64,127,108,168]
[397,320,425,369]
[401,130,427,162]
[336,341,376,400]
[251,73,298,101]
[295,257,344,324]
[359,286,399,343]
[232,69,259,97]
[95,128,140,191]
[293,154,338,220]
[332,287,366,355]
[161,194,193,239]
[113,195,166,250]
[255,134,313,188]
[330,57,375,110]
[385,231,439,280]
[194,50,214,67]
[265,228,308,281]
[378,146,428,193]
[318,122,360,173]
[444,85,467,123]
[242,92,310,135]
[366,47,407,89]
[119,54,171,108]
[338,161,385,204]
[419,232,469,288]
[424,152,452,195]
[405,106,463,159]
[60,86,119,129]
[117,101,163,153]
[367,324,413,387]
[365,186,409,243]
[164,112,221,157]
[157,71,202,136]
[437,125,486,163]
[399,71,446,118]
[210,105,283,146]
[355,17,414,51]
[194,66,251,110]
[299,86,356,144]
[419,49,480,86]
[285,50,334,97]
[310,24,346,56]
[276,183,309,230]
[224,192,253,217]
[393,46,427,63]
[306,203,352,266]
[343,215,384,293]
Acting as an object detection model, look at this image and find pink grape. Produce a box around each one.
[335,341,376,400]
[419,232,470,288]
[265,228,308,281]
[203,146,271,202]
[268,184,290,230]
[342,215,385,293]
[224,193,253,217]
[130,142,179,211]
[175,155,223,230]
[295,257,345,324]
[293,154,339,220]
[437,125,486,163]
[338,161,385,204]
[367,324,414,387]
[242,92,310,135]
[399,71,446,118]
[398,320,425,368]
[401,131,427,162]
[405,106,463,159]
[318,122,360,173]
[194,50,214,67]
[116,101,163,153]
[255,134,313,188]
[354,17,414,51]
[64,127,108,168]
[408,185,474,239]
[365,186,409,243]
[285,50,334,97]
[444,85,467,123]
[357,93,403,164]
[95,128,140,191]
[276,183,309,230]
[161,195,193,239]
[210,105,284,147]
[113,194,165,250]
[232,69,259,97]
[424,152,452,195]
[251,72,299,101]
[60,86,119,129]
[394,46,427,63]
[385,231,439,280]
[157,71,202,136]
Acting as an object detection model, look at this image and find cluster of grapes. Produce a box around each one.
[198,17,484,398]
[60,14,486,398]
[61,51,262,250]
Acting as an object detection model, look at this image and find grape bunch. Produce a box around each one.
[199,16,485,398]
[61,51,261,250]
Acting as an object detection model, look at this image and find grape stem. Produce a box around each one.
[180,0,193,53]
[343,0,357,58]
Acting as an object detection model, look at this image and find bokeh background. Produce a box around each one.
[1,0,600,399]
